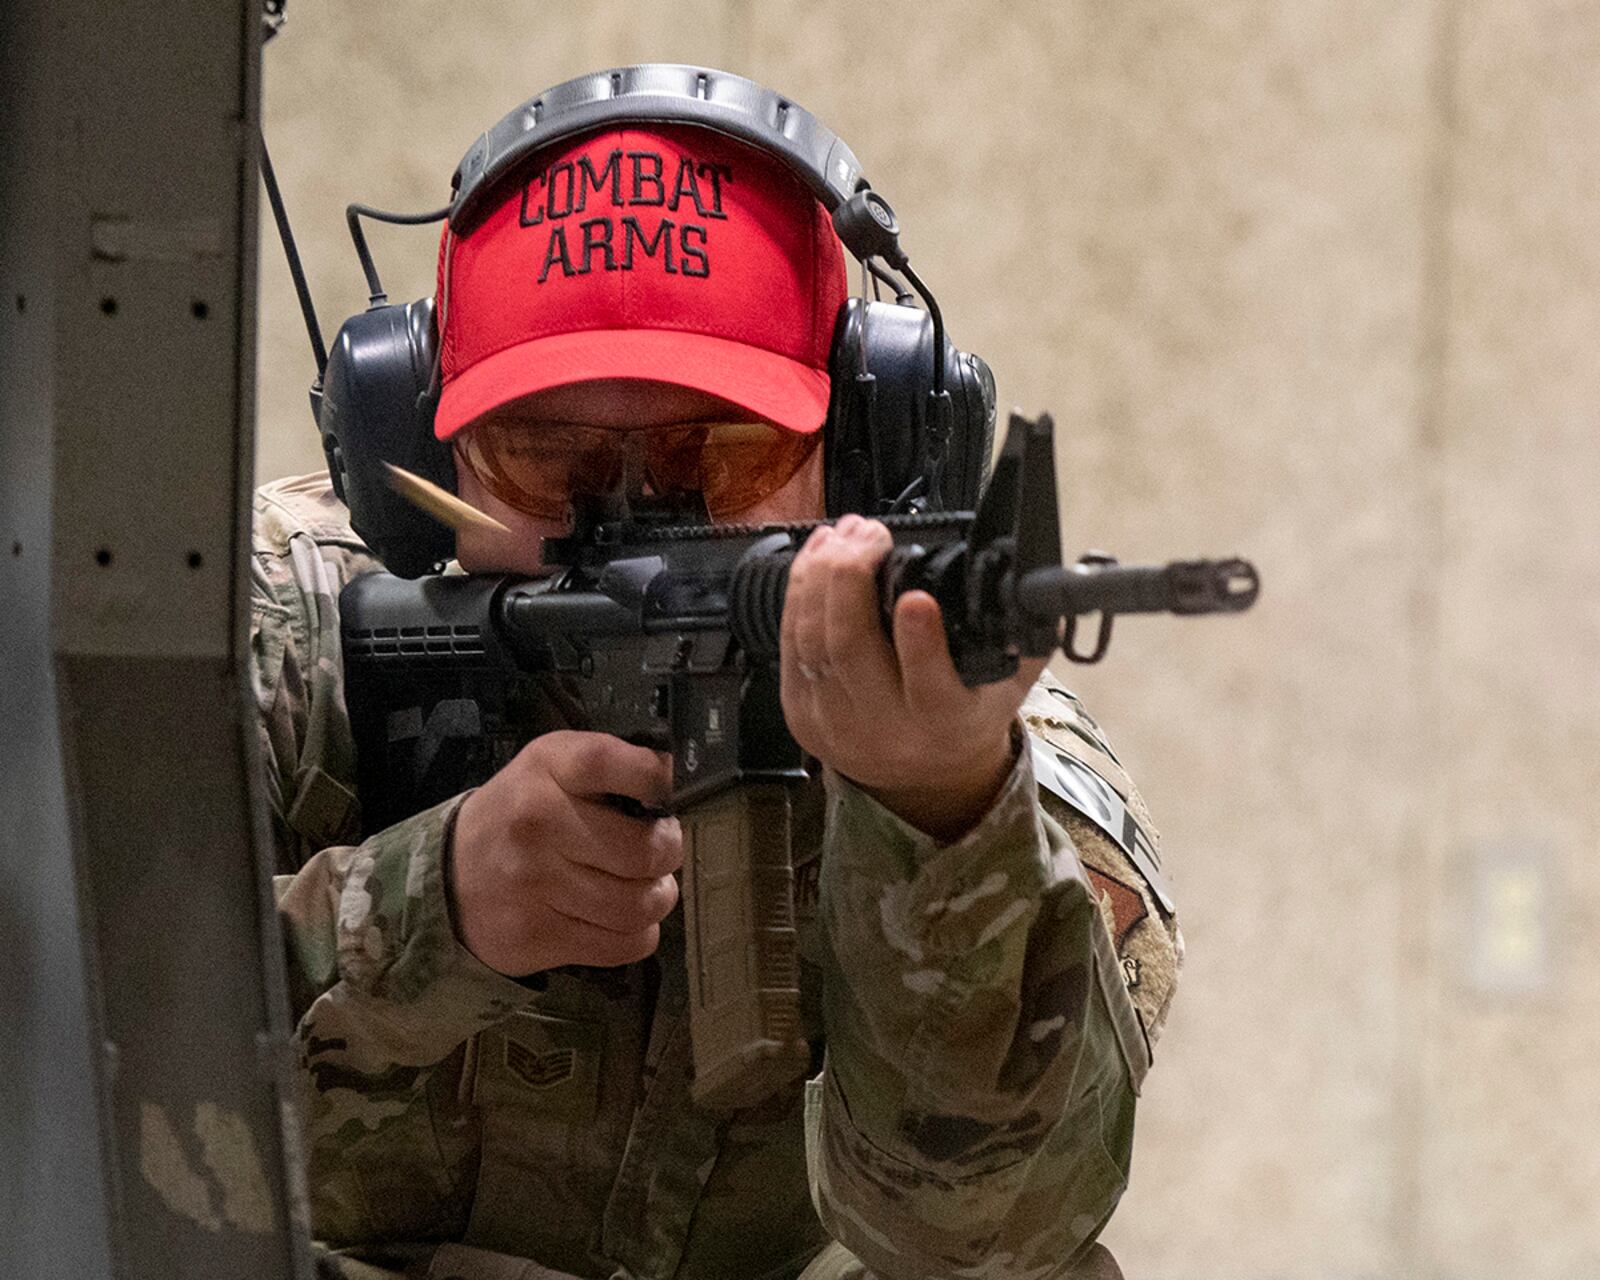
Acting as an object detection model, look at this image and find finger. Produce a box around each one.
[564,805,684,880]
[539,904,662,967]
[550,861,680,934]
[781,524,832,678]
[534,731,673,807]
[891,590,969,713]
[822,518,899,698]
[968,653,1050,729]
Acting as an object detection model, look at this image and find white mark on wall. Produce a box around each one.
[139,1101,275,1234]
[194,1102,275,1233]
[140,1101,221,1231]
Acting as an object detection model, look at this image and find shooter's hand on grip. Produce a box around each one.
[779,514,1048,843]
[450,732,684,976]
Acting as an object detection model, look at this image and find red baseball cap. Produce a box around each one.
[434,123,849,440]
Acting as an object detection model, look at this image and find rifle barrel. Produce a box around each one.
[1016,558,1259,619]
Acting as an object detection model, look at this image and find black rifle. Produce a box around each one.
[341,412,1258,1107]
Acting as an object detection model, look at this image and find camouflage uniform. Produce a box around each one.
[252,474,1181,1280]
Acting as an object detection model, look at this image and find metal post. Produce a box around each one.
[0,0,313,1275]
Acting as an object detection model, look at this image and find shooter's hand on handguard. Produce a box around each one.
[779,514,1048,844]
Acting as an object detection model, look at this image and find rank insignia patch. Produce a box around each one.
[506,1042,577,1091]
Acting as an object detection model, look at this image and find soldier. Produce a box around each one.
[254,108,1179,1280]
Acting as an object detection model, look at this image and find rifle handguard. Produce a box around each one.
[727,532,795,661]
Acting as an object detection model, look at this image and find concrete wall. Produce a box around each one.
[256,4,1600,1275]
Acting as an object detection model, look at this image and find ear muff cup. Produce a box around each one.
[319,297,456,577]
[823,297,996,518]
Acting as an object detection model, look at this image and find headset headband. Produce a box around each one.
[450,64,871,239]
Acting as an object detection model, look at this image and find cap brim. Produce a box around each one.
[435,328,832,441]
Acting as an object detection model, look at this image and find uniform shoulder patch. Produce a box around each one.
[1022,673,1184,1049]
[1084,866,1148,948]
[1026,736,1174,916]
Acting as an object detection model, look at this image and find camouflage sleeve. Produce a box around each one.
[272,801,537,1153]
[251,476,540,1225]
[805,723,1152,1279]
[250,474,376,875]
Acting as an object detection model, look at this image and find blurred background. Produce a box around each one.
[255,3,1600,1276]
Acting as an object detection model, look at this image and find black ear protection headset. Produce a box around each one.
[298,65,997,577]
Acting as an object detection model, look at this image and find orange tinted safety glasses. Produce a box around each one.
[456,415,821,521]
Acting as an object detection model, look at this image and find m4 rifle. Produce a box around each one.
[341,411,1258,1107]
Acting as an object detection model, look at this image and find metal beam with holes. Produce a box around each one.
[0,1,312,1275]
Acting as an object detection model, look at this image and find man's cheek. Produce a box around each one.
[452,458,567,575]
[455,526,556,577]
